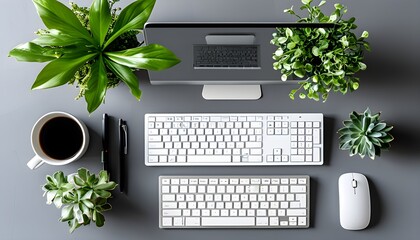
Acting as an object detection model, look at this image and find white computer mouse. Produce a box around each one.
[338,172,371,230]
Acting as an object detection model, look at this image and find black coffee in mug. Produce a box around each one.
[39,117,83,160]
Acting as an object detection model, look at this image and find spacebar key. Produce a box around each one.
[202,217,255,226]
[187,156,231,163]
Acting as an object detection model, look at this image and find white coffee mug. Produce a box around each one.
[27,111,90,170]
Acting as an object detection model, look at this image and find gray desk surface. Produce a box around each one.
[1,0,420,239]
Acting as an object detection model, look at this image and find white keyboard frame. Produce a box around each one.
[145,113,323,166]
[159,175,310,228]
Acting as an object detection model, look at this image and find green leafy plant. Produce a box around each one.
[271,0,370,101]
[338,108,394,160]
[9,0,180,113]
[42,168,117,233]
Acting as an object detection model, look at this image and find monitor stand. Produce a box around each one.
[202,85,262,100]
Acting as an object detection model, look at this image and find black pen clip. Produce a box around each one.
[102,113,109,172]
[122,122,128,154]
[119,119,128,193]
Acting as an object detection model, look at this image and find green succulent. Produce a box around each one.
[338,108,394,160]
[42,168,117,233]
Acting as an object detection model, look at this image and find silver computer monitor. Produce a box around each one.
[144,22,331,100]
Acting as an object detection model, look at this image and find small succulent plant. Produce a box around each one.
[42,168,117,233]
[338,108,394,160]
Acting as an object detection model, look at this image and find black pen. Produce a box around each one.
[119,119,128,193]
[102,113,109,173]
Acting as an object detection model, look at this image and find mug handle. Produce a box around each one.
[27,155,44,170]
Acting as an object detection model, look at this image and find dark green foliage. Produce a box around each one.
[9,0,180,113]
[271,0,370,101]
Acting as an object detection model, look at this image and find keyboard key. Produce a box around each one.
[185,217,200,226]
[149,149,168,155]
[287,209,307,216]
[202,217,255,226]
[162,194,175,201]
[162,210,182,216]
[187,156,231,163]
[256,217,269,226]
[291,155,305,162]
[162,217,172,226]
[313,128,321,144]
[291,186,306,193]
[313,148,321,162]
[298,217,307,226]
[270,217,279,226]
[162,202,177,208]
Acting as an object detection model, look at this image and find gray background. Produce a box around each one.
[1,0,419,239]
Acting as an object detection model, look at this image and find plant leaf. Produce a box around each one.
[105,0,156,48]
[371,122,387,132]
[361,31,369,38]
[32,0,92,43]
[90,0,112,46]
[32,53,96,89]
[73,176,85,187]
[73,204,84,224]
[278,37,287,44]
[54,171,66,186]
[301,0,312,5]
[98,170,110,184]
[60,205,74,221]
[381,134,394,143]
[94,212,105,227]
[46,190,58,205]
[98,203,112,212]
[77,168,89,181]
[367,144,376,159]
[69,218,81,233]
[9,42,59,62]
[82,199,94,209]
[369,132,382,138]
[294,69,305,78]
[84,55,108,113]
[95,182,117,191]
[95,190,112,198]
[32,29,89,47]
[105,58,142,100]
[105,44,180,70]
[81,190,93,200]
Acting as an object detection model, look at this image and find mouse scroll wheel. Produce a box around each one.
[352,179,357,188]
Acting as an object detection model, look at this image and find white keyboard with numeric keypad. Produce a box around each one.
[159,175,310,228]
[145,113,323,166]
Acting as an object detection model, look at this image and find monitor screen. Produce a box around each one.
[144,22,331,85]
[144,23,306,85]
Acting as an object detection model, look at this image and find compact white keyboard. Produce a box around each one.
[145,113,323,166]
[159,175,310,228]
